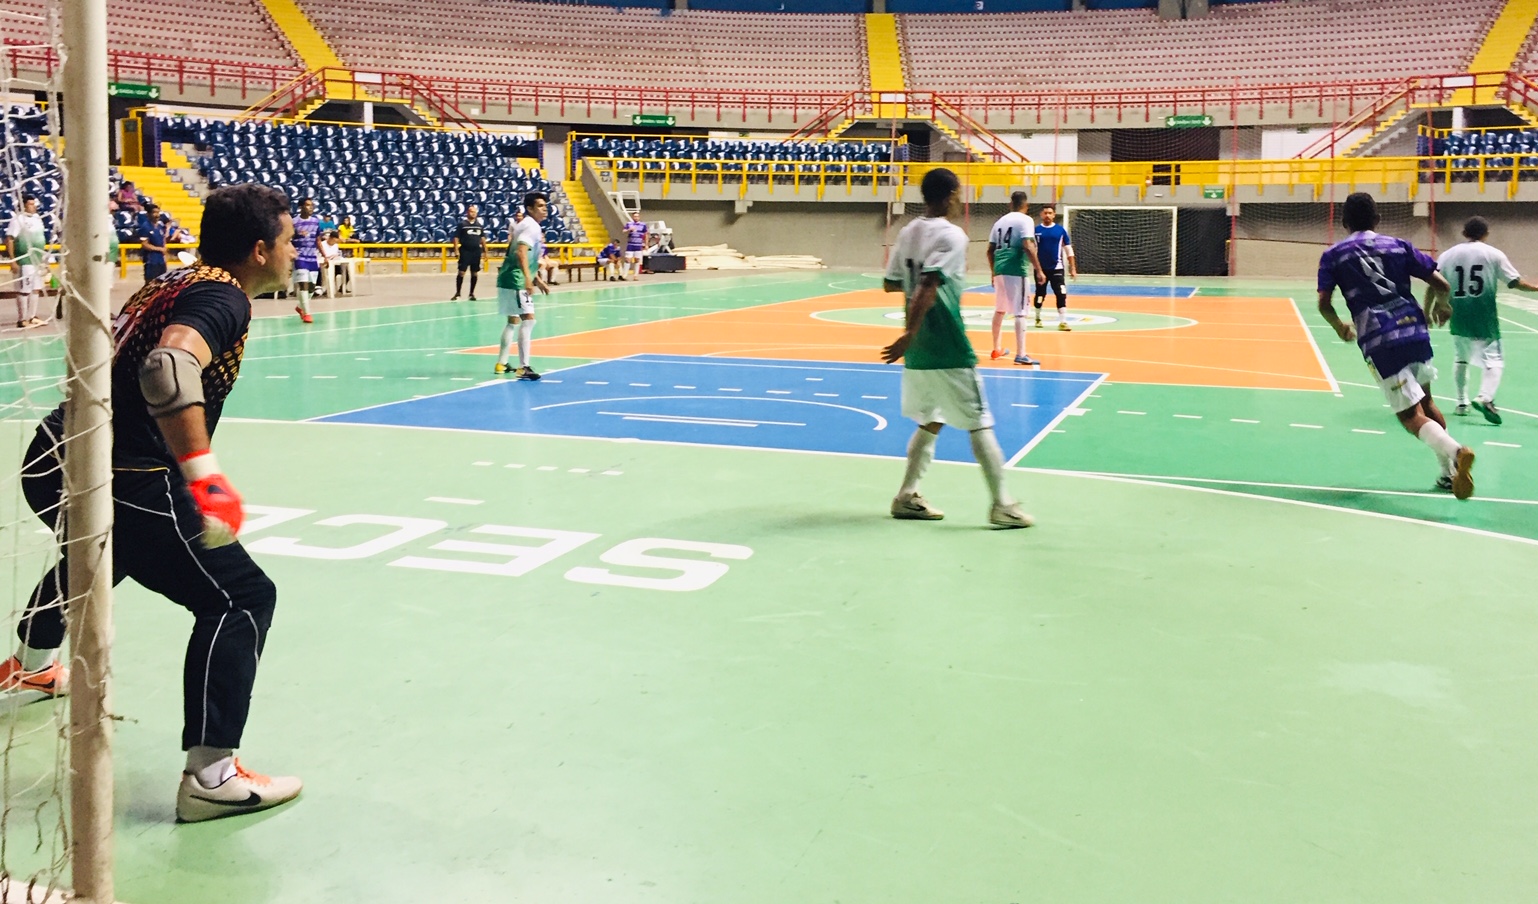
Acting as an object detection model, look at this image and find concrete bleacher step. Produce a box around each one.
[256,0,345,71]
[555,180,603,246]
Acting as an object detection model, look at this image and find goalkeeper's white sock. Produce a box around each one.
[518,318,535,368]
[1013,315,1026,356]
[497,321,517,366]
[186,746,236,788]
[898,428,937,498]
[17,643,56,672]
[970,427,1014,507]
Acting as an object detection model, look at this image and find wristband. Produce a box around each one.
[177,449,221,482]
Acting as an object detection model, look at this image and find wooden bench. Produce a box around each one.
[557,257,601,282]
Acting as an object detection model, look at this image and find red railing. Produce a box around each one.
[8,42,1537,131]
[239,67,484,130]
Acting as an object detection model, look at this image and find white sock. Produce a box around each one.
[970,427,1014,506]
[186,746,236,788]
[1479,362,1503,402]
[518,318,534,367]
[898,428,937,497]
[1454,361,1469,404]
[17,643,56,671]
[497,322,517,366]
[1417,419,1463,462]
[25,292,39,321]
[1013,316,1026,357]
[1058,306,1068,325]
[296,289,311,314]
[1435,450,1453,478]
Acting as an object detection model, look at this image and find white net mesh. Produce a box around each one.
[1063,205,1176,277]
[0,5,82,901]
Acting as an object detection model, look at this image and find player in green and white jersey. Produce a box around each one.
[881,168,1032,529]
[5,195,48,329]
[1436,217,1538,426]
[986,191,1046,365]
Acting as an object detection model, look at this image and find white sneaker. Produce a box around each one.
[891,493,944,520]
[176,759,302,823]
[988,502,1034,529]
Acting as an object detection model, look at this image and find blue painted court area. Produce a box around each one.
[318,354,1104,463]
[964,283,1196,298]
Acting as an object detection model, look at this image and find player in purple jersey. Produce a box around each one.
[1317,193,1474,499]
[291,198,320,324]
[622,211,648,281]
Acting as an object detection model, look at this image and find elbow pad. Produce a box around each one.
[139,346,205,418]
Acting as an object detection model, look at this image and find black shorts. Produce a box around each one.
[1035,270,1067,300]
[458,254,483,273]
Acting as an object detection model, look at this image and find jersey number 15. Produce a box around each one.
[1450,264,1485,298]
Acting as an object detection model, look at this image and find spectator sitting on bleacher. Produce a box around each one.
[116,181,141,213]
[338,215,355,243]
[319,230,349,295]
[540,244,558,287]
[599,240,622,281]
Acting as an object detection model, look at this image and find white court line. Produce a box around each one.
[1498,315,1538,334]
[312,375,337,380]
[1288,296,1342,395]
[426,496,483,506]
[862,395,887,400]
[1117,410,1145,416]
[1034,468,1538,507]
[719,387,743,392]
[265,375,289,379]
[598,410,806,428]
[360,375,384,380]
[1173,414,1202,419]
[674,384,696,389]
[303,358,607,421]
[534,395,888,430]
[1336,378,1538,421]
[1485,441,1522,448]
[767,390,792,395]
[586,381,609,385]
[1005,374,1108,467]
[1012,403,1038,409]
[630,383,651,387]
[1289,423,1324,429]
[1231,418,1259,424]
[1352,428,1386,434]
[814,392,839,397]
[627,355,1098,383]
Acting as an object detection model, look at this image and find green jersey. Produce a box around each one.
[987,210,1034,277]
[885,215,975,370]
[496,218,542,291]
[5,212,46,267]
[1438,241,1520,341]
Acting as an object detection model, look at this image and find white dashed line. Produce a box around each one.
[814,392,838,398]
[719,387,743,392]
[472,461,493,467]
[1485,441,1522,448]
[1064,408,1089,417]
[586,381,609,385]
[1050,429,1067,434]
[675,384,696,389]
[767,390,792,395]
[1351,428,1386,435]
[312,375,338,379]
[407,376,430,381]
[360,375,384,380]
[629,383,651,387]
[355,357,371,361]
[426,496,483,506]
[862,395,887,400]
[265,375,289,379]
[1173,414,1202,420]
[1231,418,1260,424]
[450,377,473,382]
[806,377,823,382]
[1011,403,1038,409]
[544,379,563,383]
[1289,423,1324,429]
[1117,410,1146,416]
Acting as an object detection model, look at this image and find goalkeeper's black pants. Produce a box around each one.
[17,425,276,752]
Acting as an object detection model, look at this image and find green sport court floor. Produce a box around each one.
[0,270,1534,903]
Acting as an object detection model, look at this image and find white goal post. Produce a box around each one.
[1060,205,1178,279]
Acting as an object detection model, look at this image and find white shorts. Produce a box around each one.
[993,275,1028,315]
[624,250,644,261]
[1453,336,1503,371]
[498,287,534,318]
[901,367,994,431]
[294,268,319,286]
[1372,360,1437,413]
[14,264,43,294]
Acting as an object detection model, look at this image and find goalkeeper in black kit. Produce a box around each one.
[2,184,306,823]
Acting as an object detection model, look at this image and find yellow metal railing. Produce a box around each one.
[585,154,1538,201]
[111,242,603,279]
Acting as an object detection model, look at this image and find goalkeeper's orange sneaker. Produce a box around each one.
[176,759,302,823]
[0,656,68,706]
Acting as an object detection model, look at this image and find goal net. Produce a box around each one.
[2,0,115,900]
[1062,205,1177,278]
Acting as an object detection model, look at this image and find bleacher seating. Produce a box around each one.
[1,106,59,227]
[297,1,864,91]
[1423,128,1538,182]
[8,0,299,68]
[161,118,565,245]
[901,0,1502,90]
[572,136,894,172]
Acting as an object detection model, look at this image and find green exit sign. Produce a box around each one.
[632,114,676,128]
[108,82,160,100]
[1202,186,1227,200]
[1165,114,1213,129]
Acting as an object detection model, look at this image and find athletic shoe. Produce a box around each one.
[26,317,46,328]
[1013,354,1040,367]
[891,493,943,521]
[1472,399,1502,425]
[1451,446,1476,500]
[449,294,460,302]
[294,306,313,325]
[516,366,542,381]
[494,362,515,375]
[0,656,68,706]
[14,321,24,330]
[1058,322,1072,332]
[175,759,302,824]
[990,349,1009,360]
[467,294,477,301]
[1033,316,1043,328]
[988,502,1034,529]
[1434,476,1455,493]
[1454,403,1469,416]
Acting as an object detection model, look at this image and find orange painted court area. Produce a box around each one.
[499,290,1335,390]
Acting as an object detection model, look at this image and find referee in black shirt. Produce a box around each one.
[451,204,486,301]
[10,184,305,822]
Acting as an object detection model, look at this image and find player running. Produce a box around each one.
[5,194,47,329]
[450,204,486,301]
[291,197,320,324]
[622,211,648,280]
[1317,193,1474,498]
[882,167,1033,529]
[1033,204,1077,330]
[1436,217,1538,426]
[986,191,1046,365]
[494,192,550,380]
